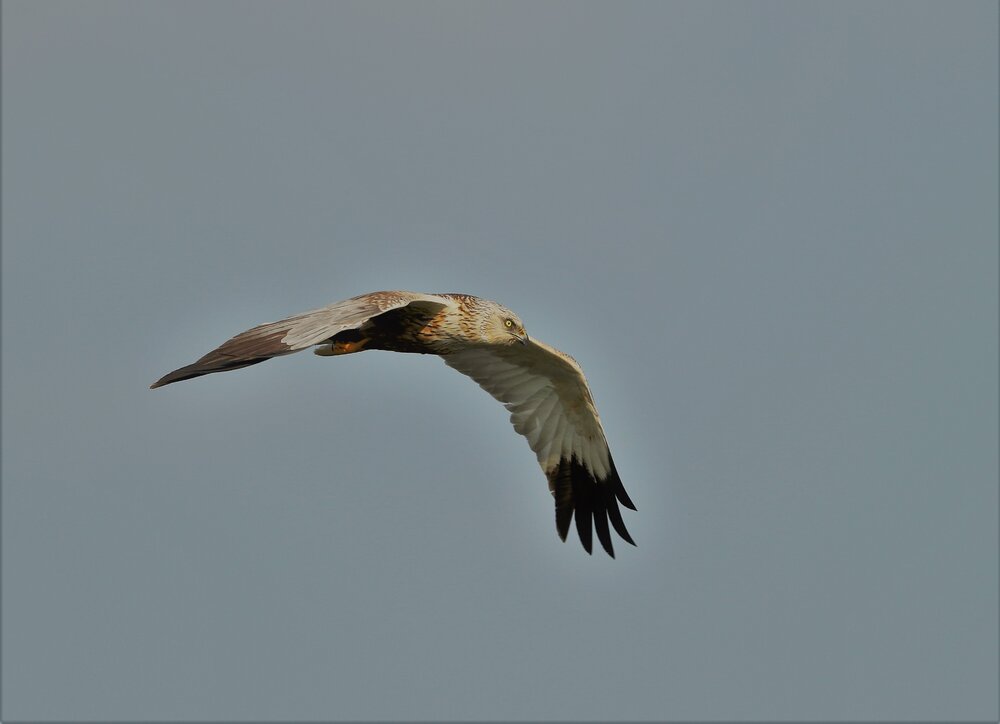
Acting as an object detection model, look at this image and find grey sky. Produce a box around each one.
[2,1,997,721]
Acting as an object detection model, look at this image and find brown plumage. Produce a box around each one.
[152,290,636,557]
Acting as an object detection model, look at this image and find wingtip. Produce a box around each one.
[598,538,615,558]
[150,373,176,389]
[617,489,637,511]
[150,367,187,389]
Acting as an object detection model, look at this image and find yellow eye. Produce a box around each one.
[504,319,514,328]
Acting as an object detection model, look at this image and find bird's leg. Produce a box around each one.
[314,334,371,356]
[315,339,365,356]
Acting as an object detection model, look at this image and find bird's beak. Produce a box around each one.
[519,332,529,345]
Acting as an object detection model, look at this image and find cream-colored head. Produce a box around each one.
[478,301,529,346]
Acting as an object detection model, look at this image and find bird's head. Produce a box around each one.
[482,303,529,346]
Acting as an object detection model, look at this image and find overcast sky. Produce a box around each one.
[3,1,997,721]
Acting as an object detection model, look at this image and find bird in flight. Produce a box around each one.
[152,291,636,557]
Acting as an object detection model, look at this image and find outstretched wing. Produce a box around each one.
[443,339,636,557]
[151,291,447,388]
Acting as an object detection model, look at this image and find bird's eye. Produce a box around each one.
[504,319,514,328]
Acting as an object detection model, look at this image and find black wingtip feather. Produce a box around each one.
[575,485,594,554]
[617,489,638,511]
[555,505,572,542]
[547,455,636,558]
[593,503,615,558]
[608,457,638,511]
[606,497,636,547]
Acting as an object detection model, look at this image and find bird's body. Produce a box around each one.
[315,292,504,356]
[152,291,636,557]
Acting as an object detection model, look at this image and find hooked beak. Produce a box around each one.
[519,332,529,345]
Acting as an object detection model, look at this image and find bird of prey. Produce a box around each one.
[152,291,636,557]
